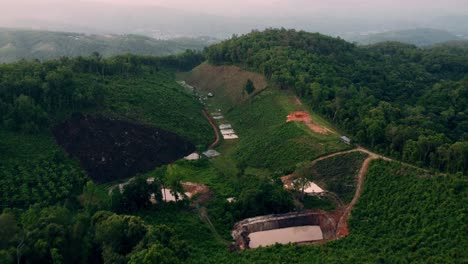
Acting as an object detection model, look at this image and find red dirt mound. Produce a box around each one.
[287,111,332,134]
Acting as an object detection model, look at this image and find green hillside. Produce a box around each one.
[206,28,468,175]
[0,28,212,63]
[349,28,461,46]
[0,52,213,207]
[428,40,468,55]
[0,29,467,263]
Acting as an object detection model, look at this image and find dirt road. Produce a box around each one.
[309,146,421,238]
[203,109,221,149]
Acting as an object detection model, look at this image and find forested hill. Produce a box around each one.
[348,28,461,46]
[427,40,468,55]
[0,28,213,63]
[206,28,468,174]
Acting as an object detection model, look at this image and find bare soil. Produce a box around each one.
[287,111,332,134]
[53,114,195,183]
[184,62,268,107]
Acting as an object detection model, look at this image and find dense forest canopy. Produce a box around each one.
[0,51,210,263]
[206,28,468,174]
[0,50,204,134]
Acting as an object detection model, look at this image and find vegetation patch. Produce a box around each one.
[227,90,348,172]
[95,70,213,146]
[312,151,368,203]
[202,160,467,263]
[54,114,195,183]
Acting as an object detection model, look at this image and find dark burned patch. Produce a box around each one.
[53,114,195,183]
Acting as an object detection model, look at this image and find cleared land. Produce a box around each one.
[182,62,268,109]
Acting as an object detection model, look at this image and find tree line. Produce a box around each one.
[0,50,204,134]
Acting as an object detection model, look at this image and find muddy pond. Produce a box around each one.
[248,226,323,248]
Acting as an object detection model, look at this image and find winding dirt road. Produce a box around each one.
[308,146,420,239]
[202,109,221,149]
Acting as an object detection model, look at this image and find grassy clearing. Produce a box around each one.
[311,151,368,203]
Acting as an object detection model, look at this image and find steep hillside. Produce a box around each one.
[182,62,268,108]
[0,28,212,63]
[0,53,213,208]
[182,63,348,173]
[349,28,460,46]
[206,28,468,175]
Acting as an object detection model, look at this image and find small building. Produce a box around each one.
[146,177,155,184]
[184,152,200,161]
[207,92,214,97]
[202,149,221,158]
[219,124,232,130]
[223,134,239,139]
[340,136,351,145]
[221,129,236,135]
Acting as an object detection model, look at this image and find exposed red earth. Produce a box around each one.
[286,111,332,134]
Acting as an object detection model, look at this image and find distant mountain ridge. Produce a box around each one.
[348,28,461,46]
[0,28,215,63]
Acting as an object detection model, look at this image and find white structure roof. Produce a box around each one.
[203,149,221,158]
[184,152,200,160]
[223,134,239,139]
[221,129,236,135]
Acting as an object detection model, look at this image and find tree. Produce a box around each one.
[292,166,315,201]
[95,214,147,255]
[244,79,255,95]
[165,165,185,202]
[79,181,110,214]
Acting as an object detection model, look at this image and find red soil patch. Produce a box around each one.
[182,181,213,206]
[287,111,332,135]
[280,174,295,189]
[287,111,311,122]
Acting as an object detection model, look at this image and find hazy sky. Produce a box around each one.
[4,0,468,16]
[2,0,468,38]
